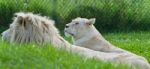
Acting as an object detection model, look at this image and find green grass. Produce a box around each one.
[0,41,129,69]
[104,32,150,62]
[0,32,149,69]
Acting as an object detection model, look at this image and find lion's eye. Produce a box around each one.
[75,22,79,25]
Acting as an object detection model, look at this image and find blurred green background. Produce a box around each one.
[0,0,150,33]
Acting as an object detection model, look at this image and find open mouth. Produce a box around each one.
[64,30,74,36]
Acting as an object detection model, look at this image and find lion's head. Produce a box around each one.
[2,12,61,44]
[64,17,96,39]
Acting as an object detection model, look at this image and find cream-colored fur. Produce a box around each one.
[64,17,150,69]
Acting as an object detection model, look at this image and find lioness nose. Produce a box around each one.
[65,25,69,28]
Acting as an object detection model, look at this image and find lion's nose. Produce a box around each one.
[65,25,69,28]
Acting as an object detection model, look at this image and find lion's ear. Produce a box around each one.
[18,16,23,20]
[17,16,23,24]
[25,16,32,21]
[87,18,96,25]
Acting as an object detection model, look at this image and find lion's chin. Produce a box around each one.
[64,31,74,37]
[64,32,71,37]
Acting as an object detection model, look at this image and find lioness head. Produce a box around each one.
[64,17,96,39]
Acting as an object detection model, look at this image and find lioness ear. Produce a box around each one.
[87,18,96,25]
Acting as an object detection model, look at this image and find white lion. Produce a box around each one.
[64,17,150,69]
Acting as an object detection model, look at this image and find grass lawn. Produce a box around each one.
[104,32,150,62]
[0,32,149,69]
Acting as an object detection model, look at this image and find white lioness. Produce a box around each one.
[64,17,150,69]
[64,17,127,52]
